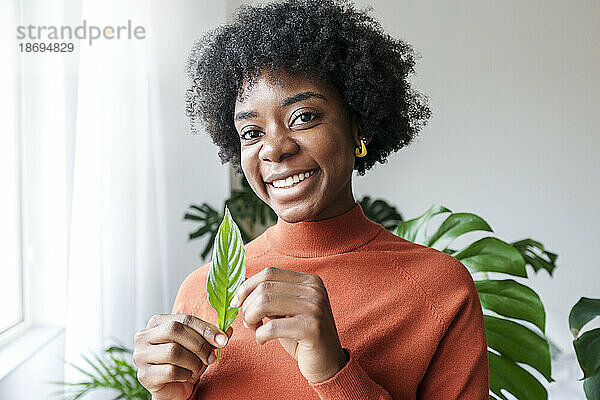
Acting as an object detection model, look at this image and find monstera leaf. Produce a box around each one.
[569,297,600,399]
[358,196,403,231]
[510,238,557,277]
[207,205,247,363]
[393,204,555,400]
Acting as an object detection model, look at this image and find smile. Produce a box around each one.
[266,168,321,201]
[270,169,318,188]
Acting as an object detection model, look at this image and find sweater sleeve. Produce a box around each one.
[416,270,489,399]
[308,348,393,400]
[170,266,208,400]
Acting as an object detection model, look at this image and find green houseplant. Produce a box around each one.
[569,297,600,399]
[53,174,599,399]
[49,345,150,400]
[185,174,560,399]
[394,204,555,400]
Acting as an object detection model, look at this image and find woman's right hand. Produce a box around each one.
[133,314,233,400]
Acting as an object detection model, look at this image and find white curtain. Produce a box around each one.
[64,0,169,395]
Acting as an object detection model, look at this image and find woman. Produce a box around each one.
[133,0,489,399]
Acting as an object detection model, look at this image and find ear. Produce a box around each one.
[350,113,371,146]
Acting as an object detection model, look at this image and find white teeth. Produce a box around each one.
[272,169,317,188]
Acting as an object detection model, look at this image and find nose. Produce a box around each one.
[258,127,300,162]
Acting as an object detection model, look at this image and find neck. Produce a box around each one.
[265,202,384,258]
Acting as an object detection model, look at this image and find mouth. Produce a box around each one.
[265,168,319,188]
[265,168,321,201]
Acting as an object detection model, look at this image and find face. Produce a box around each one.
[234,69,367,223]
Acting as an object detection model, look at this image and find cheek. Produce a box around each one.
[240,146,257,173]
[318,134,354,170]
[240,148,269,198]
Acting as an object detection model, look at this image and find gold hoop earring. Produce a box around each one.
[355,138,367,157]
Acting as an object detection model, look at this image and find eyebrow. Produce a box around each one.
[234,91,327,121]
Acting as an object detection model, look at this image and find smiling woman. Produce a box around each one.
[132,1,489,399]
[234,70,363,222]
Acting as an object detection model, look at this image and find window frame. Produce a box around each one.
[0,0,28,347]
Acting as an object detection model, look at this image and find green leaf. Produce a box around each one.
[510,238,557,276]
[207,205,247,363]
[358,195,403,231]
[573,328,600,379]
[475,279,546,333]
[488,351,548,400]
[569,297,600,338]
[427,212,493,251]
[393,204,451,244]
[453,237,527,278]
[484,315,553,382]
[583,370,600,400]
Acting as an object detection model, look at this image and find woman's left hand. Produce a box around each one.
[230,267,348,383]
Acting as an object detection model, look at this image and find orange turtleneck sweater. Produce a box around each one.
[172,202,489,399]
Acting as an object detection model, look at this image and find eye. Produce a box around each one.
[291,111,320,126]
[240,129,263,141]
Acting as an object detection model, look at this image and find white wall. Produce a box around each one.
[148,0,229,310]
[222,0,599,355]
[349,0,599,356]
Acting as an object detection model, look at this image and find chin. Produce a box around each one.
[274,201,321,223]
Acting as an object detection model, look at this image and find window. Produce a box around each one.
[0,0,24,338]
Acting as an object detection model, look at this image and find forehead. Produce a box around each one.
[235,70,334,105]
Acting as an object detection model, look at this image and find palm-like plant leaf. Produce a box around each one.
[392,204,553,400]
[358,196,403,231]
[184,203,225,260]
[185,175,275,261]
[228,174,277,227]
[49,345,150,400]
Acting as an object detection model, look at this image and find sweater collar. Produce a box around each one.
[265,201,384,258]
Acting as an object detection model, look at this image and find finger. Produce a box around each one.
[254,315,306,345]
[231,267,317,308]
[225,325,234,338]
[139,364,193,392]
[243,293,317,326]
[138,321,226,366]
[140,342,205,373]
[239,280,317,321]
[244,318,263,333]
[145,314,229,348]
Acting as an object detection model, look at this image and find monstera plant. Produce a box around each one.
[569,297,600,399]
[185,174,563,399]
[393,205,556,400]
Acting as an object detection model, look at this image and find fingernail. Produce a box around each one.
[208,352,216,364]
[216,334,227,346]
[231,296,239,307]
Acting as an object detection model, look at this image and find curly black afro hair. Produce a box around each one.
[185,0,431,176]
